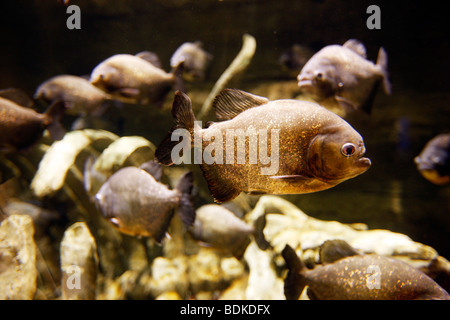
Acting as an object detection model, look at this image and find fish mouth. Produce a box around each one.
[357,157,371,169]
[297,79,313,88]
[414,156,436,171]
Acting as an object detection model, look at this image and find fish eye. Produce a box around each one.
[109,217,121,228]
[341,143,356,157]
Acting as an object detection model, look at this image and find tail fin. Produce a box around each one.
[155,91,197,165]
[44,100,66,140]
[282,244,306,300]
[376,47,392,95]
[175,171,196,228]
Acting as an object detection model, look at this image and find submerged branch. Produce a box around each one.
[197,33,256,120]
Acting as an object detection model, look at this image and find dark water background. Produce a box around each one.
[0,0,449,258]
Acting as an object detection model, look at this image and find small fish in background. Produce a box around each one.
[282,240,450,300]
[278,44,315,78]
[170,41,213,82]
[414,133,450,185]
[94,161,195,242]
[3,199,60,238]
[34,74,115,117]
[89,53,184,107]
[297,39,391,114]
[188,204,255,257]
[156,89,371,203]
[0,88,65,152]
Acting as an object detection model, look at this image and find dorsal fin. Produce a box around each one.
[139,160,163,181]
[319,239,360,263]
[213,89,269,121]
[135,51,162,69]
[343,39,367,58]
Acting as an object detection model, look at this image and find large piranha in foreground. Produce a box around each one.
[156,89,371,203]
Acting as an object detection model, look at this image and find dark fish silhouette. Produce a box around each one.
[94,162,195,242]
[298,39,391,113]
[414,133,450,185]
[282,240,450,300]
[188,204,254,257]
[90,53,184,106]
[0,89,65,152]
[170,41,213,81]
[35,75,114,116]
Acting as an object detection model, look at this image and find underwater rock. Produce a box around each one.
[85,136,156,195]
[0,215,37,299]
[188,247,223,294]
[218,275,249,300]
[155,291,183,300]
[188,247,245,294]
[243,241,285,300]
[95,275,126,300]
[31,129,119,197]
[3,199,59,239]
[149,256,189,298]
[60,222,99,300]
[246,196,446,276]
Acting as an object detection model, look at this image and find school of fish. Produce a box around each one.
[1,34,449,301]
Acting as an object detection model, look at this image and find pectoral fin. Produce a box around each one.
[269,175,309,182]
[118,87,141,98]
[247,189,268,196]
[335,95,359,111]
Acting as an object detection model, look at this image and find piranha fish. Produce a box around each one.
[282,240,450,300]
[89,53,184,106]
[189,204,255,257]
[170,41,213,81]
[94,161,195,242]
[0,89,65,152]
[297,39,391,113]
[414,133,450,185]
[278,44,315,77]
[156,89,371,203]
[34,74,116,117]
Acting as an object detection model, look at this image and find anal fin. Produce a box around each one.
[200,163,241,203]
